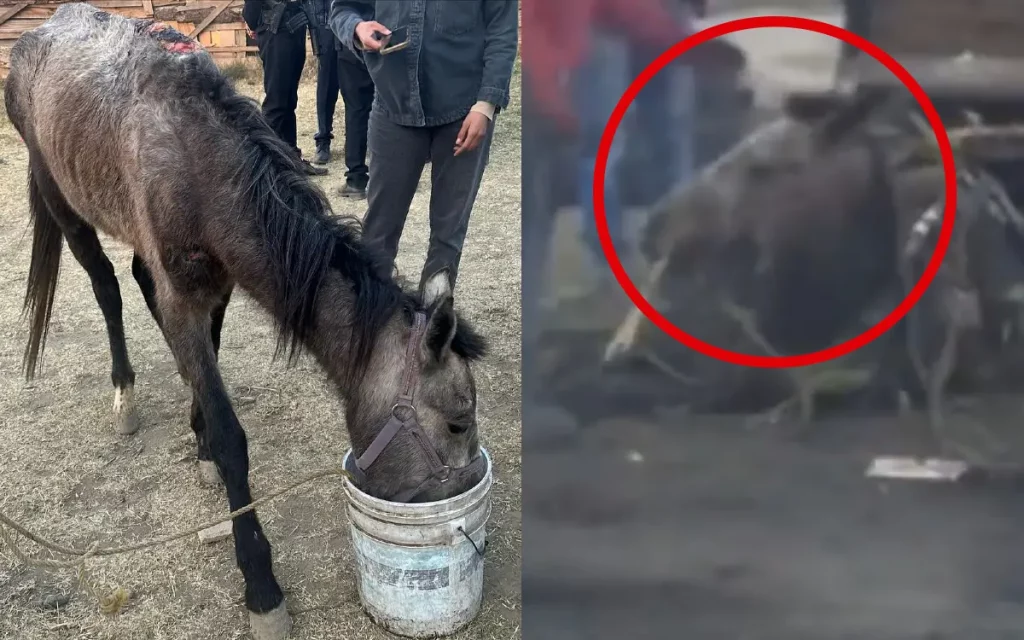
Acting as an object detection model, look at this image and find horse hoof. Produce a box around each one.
[198,460,223,486]
[113,386,140,435]
[250,603,292,640]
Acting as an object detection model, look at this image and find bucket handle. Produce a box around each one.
[457,526,487,557]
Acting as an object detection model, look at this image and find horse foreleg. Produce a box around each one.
[134,254,234,487]
[193,287,234,487]
[157,288,289,640]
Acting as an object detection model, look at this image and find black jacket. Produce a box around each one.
[330,0,518,127]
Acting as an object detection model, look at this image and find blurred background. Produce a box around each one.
[522,0,1024,637]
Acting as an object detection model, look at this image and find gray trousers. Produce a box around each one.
[362,108,494,292]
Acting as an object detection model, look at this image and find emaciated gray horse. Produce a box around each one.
[5,5,487,638]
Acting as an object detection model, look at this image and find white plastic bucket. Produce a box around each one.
[341,448,492,638]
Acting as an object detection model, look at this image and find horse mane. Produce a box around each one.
[178,55,487,374]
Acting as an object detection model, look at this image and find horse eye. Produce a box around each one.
[448,422,470,435]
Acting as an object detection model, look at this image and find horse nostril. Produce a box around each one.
[448,422,469,435]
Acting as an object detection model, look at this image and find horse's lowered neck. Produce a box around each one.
[300,269,407,404]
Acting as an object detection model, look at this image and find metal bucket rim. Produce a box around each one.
[341,447,492,516]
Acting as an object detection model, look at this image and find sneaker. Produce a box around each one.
[301,159,328,176]
[312,144,330,166]
[338,182,367,199]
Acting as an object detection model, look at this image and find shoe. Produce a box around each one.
[338,182,367,199]
[301,159,328,176]
[312,144,330,166]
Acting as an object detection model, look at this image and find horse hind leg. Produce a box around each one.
[64,225,139,434]
[29,162,139,434]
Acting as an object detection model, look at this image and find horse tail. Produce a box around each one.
[22,162,64,379]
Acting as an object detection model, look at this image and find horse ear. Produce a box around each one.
[421,270,457,362]
[421,269,451,308]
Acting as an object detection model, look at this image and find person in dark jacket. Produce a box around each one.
[242,0,327,175]
[330,0,518,293]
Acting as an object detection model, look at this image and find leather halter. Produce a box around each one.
[347,311,485,502]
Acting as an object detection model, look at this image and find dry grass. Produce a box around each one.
[0,62,521,639]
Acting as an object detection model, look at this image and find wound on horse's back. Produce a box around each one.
[136,19,201,55]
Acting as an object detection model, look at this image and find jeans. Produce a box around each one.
[361,110,494,291]
[256,22,307,156]
[631,59,696,204]
[313,26,339,148]
[336,49,374,188]
[572,33,632,267]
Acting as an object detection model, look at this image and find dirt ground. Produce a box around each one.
[0,66,522,638]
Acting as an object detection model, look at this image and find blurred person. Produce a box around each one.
[242,0,328,175]
[624,0,707,208]
[532,0,701,302]
[330,0,519,292]
[520,0,698,443]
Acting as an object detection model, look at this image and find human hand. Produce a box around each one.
[355,20,391,52]
[454,111,490,156]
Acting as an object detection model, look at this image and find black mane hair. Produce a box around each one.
[181,55,487,376]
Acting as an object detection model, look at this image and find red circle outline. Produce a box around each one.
[594,15,956,369]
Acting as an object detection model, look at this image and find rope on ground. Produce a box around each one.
[0,466,352,614]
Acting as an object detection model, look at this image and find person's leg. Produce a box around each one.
[312,28,340,165]
[420,115,495,292]
[361,110,431,278]
[337,48,375,197]
[573,33,631,274]
[522,79,580,444]
[628,56,696,250]
[257,24,306,156]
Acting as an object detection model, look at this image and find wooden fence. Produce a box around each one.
[0,0,258,76]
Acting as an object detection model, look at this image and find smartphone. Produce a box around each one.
[379,26,409,55]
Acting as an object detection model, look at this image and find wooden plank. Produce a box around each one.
[198,520,233,545]
[0,19,46,38]
[142,0,153,14]
[155,3,240,25]
[203,21,244,32]
[202,45,256,53]
[0,17,47,29]
[210,29,231,47]
[88,0,147,8]
[187,0,231,38]
[0,3,29,26]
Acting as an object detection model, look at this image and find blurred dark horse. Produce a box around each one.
[5,5,488,638]
[607,89,1024,436]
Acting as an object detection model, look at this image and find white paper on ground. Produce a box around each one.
[866,456,969,481]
